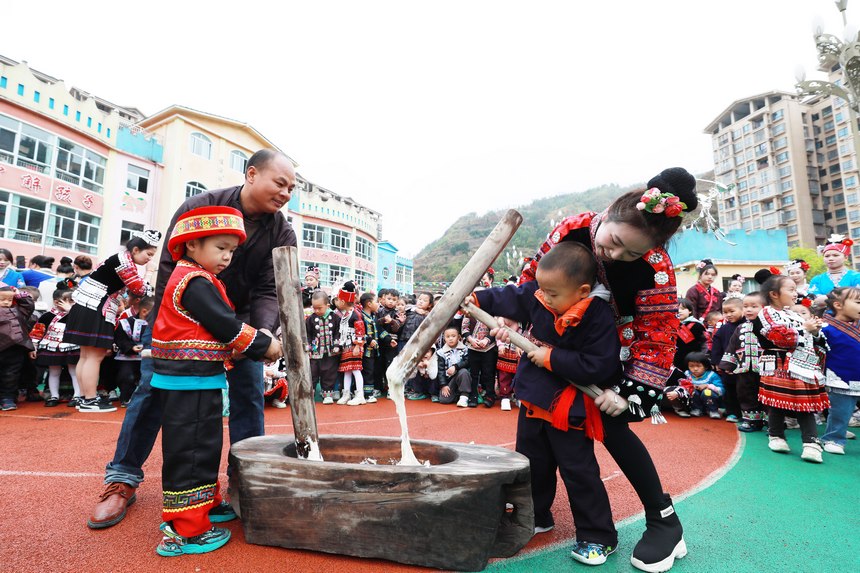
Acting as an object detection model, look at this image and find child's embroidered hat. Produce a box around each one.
[337,280,357,303]
[819,233,853,257]
[167,206,246,261]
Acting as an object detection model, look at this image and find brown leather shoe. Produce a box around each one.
[87,482,137,529]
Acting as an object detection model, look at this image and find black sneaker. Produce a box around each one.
[483,396,496,408]
[44,397,60,407]
[67,396,82,408]
[1,399,17,411]
[157,524,231,557]
[77,397,117,413]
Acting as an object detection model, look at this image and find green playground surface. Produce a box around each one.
[488,429,860,573]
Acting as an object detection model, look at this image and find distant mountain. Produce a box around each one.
[413,171,715,284]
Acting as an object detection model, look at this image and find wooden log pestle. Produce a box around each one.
[387,209,523,465]
[272,246,322,460]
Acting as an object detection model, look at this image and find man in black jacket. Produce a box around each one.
[88,149,296,529]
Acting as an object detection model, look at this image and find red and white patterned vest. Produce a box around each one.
[151,260,255,363]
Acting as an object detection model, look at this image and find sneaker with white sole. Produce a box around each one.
[570,540,617,565]
[674,409,691,418]
[500,398,512,411]
[456,395,469,408]
[77,397,117,413]
[272,399,287,409]
[849,412,860,427]
[846,430,856,440]
[768,436,791,453]
[156,523,231,557]
[347,395,366,406]
[322,394,334,405]
[801,442,823,463]
[336,394,350,405]
[822,441,845,455]
[366,394,377,403]
[534,524,554,534]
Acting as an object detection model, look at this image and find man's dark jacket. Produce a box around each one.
[149,185,297,332]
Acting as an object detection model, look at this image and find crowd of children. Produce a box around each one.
[666,251,860,465]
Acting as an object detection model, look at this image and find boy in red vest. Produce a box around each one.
[151,206,281,557]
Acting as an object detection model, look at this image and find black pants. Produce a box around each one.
[362,356,376,395]
[115,361,142,403]
[468,348,498,402]
[0,346,29,401]
[310,356,340,392]
[719,372,740,418]
[158,388,223,537]
[601,413,667,511]
[516,407,617,546]
[768,408,818,443]
[736,372,763,413]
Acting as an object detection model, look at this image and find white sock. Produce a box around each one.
[48,366,61,398]
[342,372,353,397]
[352,370,364,397]
[68,364,81,397]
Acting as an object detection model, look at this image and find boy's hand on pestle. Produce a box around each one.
[527,347,547,368]
[489,317,517,343]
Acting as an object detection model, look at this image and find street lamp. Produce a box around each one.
[795,0,860,162]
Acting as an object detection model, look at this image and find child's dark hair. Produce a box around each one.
[0,286,13,293]
[678,298,695,314]
[685,351,711,370]
[705,310,723,324]
[443,324,460,335]
[126,236,153,252]
[0,248,13,263]
[377,288,388,298]
[52,288,74,301]
[311,289,330,304]
[74,255,93,271]
[388,288,400,298]
[760,275,792,306]
[722,297,743,310]
[138,296,155,311]
[359,292,376,307]
[416,291,435,309]
[696,259,718,277]
[744,291,767,306]
[604,167,698,248]
[825,286,860,314]
[537,241,597,287]
[57,264,74,275]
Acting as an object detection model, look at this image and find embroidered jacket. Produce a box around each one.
[462,315,496,353]
[151,259,270,377]
[520,211,679,417]
[30,307,79,353]
[114,316,148,361]
[719,320,761,374]
[753,307,828,385]
[685,283,725,320]
[333,307,366,350]
[710,319,741,372]
[821,316,860,395]
[306,309,340,359]
[361,308,389,358]
[72,251,152,325]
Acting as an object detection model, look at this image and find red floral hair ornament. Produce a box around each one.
[636,187,687,218]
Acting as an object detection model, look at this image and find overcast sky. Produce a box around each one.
[3,1,850,256]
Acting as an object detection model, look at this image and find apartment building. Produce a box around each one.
[705,87,860,268]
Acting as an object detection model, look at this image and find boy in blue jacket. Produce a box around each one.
[470,241,622,566]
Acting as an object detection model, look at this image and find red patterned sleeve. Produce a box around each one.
[115,251,153,297]
[520,212,596,284]
[352,311,366,347]
[757,307,798,350]
[30,322,46,342]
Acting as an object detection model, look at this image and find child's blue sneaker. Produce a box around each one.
[570,540,617,565]
[208,501,237,523]
[156,523,231,557]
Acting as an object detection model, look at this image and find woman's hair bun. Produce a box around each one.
[646,167,698,212]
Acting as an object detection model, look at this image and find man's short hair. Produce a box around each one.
[246,149,289,175]
[537,241,597,287]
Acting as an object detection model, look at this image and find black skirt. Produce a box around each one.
[63,302,116,349]
[35,349,81,367]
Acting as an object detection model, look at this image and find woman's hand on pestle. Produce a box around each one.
[594,388,628,417]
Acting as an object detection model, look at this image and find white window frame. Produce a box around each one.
[185,181,208,198]
[330,228,351,254]
[355,236,374,261]
[302,223,326,249]
[47,205,100,254]
[190,132,212,159]
[127,165,150,194]
[230,150,248,173]
[120,220,144,246]
[7,194,47,243]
